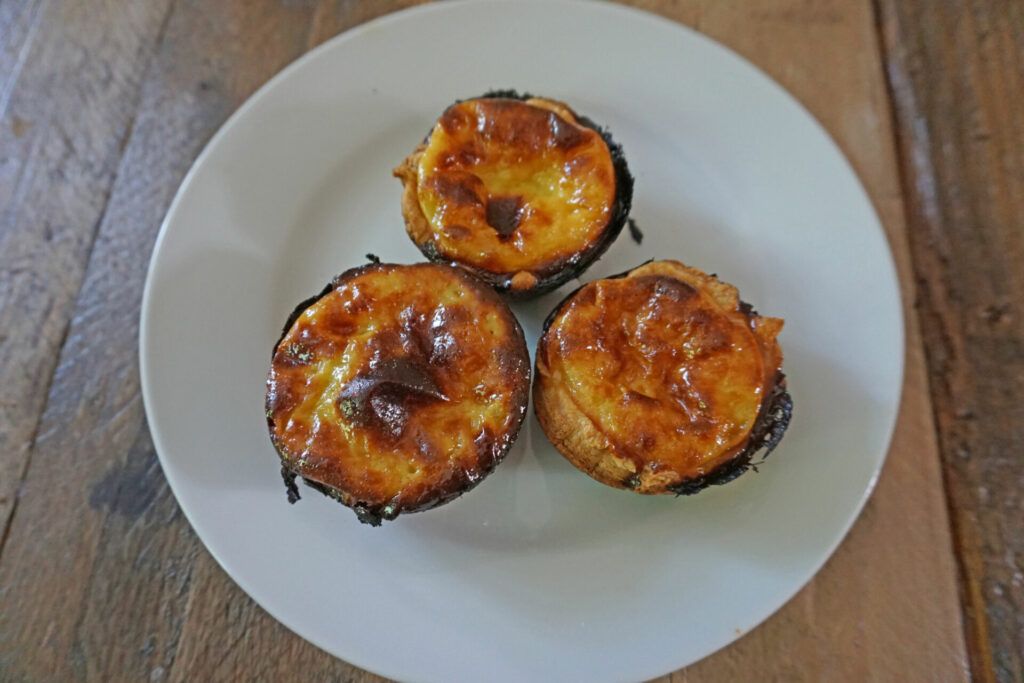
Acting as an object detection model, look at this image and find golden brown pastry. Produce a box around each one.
[533,260,792,494]
[265,261,530,525]
[394,91,633,298]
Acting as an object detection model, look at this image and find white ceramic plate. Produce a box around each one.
[140,1,904,681]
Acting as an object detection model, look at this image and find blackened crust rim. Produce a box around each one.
[409,89,634,300]
[534,260,793,496]
[266,260,532,526]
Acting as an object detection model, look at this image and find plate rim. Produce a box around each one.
[139,0,907,679]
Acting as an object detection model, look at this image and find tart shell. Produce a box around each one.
[533,260,792,495]
[265,261,531,524]
[394,90,634,299]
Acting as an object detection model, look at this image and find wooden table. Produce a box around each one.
[1,1,1020,680]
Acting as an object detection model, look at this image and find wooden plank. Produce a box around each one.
[0,0,972,681]
[875,1,1024,681]
[0,1,328,681]
[622,0,969,679]
[0,0,175,545]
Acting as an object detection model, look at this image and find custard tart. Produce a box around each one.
[265,262,531,525]
[394,91,633,298]
[533,260,792,494]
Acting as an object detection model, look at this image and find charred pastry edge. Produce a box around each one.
[535,261,793,496]
[267,260,532,526]
[401,89,634,300]
[627,218,644,245]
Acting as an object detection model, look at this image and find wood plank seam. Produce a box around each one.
[0,0,48,117]
[869,1,1017,680]
[0,0,179,557]
[876,53,996,683]
[0,315,71,561]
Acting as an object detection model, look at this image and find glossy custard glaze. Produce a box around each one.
[534,260,788,493]
[395,95,628,296]
[266,263,530,524]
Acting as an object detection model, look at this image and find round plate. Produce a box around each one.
[140,1,904,681]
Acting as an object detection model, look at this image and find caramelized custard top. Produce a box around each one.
[538,260,784,480]
[409,97,617,280]
[266,263,530,511]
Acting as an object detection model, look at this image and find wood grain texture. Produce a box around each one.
[0,0,44,104]
[876,1,1024,681]
[0,1,324,681]
[0,0,977,681]
[0,0,174,548]
[619,0,969,676]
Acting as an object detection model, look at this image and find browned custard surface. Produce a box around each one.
[534,260,788,494]
[395,95,629,296]
[266,263,530,524]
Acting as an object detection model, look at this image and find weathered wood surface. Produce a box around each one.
[876,1,1024,681]
[0,0,175,555]
[637,0,968,677]
[0,0,1010,680]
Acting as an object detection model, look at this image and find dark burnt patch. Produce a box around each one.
[549,112,588,149]
[282,467,300,504]
[399,302,467,367]
[427,174,483,207]
[336,357,447,438]
[650,275,698,303]
[738,299,759,319]
[486,195,524,237]
[627,218,644,244]
[479,89,535,101]
[300,478,397,527]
